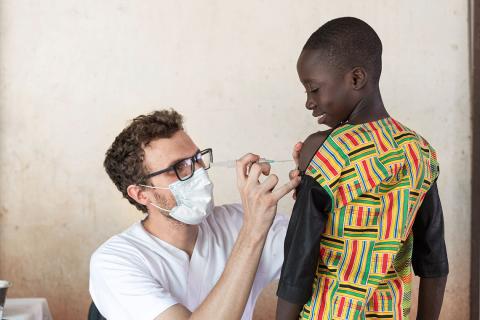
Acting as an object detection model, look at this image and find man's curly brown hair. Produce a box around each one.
[104,109,184,213]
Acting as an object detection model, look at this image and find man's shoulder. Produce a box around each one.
[207,203,244,228]
[213,203,244,216]
[90,222,149,270]
[208,203,288,230]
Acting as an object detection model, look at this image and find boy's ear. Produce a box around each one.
[350,67,368,90]
[127,184,150,206]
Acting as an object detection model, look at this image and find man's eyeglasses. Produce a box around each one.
[140,148,212,183]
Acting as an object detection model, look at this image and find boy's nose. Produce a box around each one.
[305,99,316,110]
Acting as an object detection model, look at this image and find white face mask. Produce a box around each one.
[141,168,214,225]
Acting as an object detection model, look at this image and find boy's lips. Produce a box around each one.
[313,111,327,124]
[317,113,327,124]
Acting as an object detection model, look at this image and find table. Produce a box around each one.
[2,298,52,320]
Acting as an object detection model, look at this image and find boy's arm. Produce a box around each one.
[276,134,331,320]
[412,181,449,320]
[276,299,303,320]
[276,175,330,302]
[417,276,447,320]
[298,130,333,171]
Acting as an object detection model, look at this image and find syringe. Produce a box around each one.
[211,158,293,168]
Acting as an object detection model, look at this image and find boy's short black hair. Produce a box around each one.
[303,17,383,83]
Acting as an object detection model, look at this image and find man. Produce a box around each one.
[89,109,301,320]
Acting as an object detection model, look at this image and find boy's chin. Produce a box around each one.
[316,122,333,130]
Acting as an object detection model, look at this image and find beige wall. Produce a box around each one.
[0,1,471,319]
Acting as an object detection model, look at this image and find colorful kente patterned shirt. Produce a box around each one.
[277,117,449,320]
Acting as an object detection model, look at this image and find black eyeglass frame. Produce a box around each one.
[139,148,212,183]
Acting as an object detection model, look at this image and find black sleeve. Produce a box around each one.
[276,174,331,305]
[412,181,449,278]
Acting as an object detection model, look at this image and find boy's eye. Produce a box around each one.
[309,88,319,93]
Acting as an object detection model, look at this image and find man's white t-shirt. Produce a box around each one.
[89,203,288,320]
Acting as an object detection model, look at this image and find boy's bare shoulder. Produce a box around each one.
[299,129,333,171]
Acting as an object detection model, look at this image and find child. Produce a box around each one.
[276,17,449,320]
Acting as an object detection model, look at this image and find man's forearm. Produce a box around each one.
[417,276,447,320]
[190,225,268,320]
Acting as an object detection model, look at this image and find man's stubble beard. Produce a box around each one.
[153,190,187,227]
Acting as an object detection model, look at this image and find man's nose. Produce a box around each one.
[195,160,205,170]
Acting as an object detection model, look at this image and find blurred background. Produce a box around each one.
[0,0,474,319]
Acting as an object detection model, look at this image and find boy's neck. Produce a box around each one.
[348,88,389,125]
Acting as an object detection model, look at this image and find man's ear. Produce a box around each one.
[350,67,368,90]
[127,184,150,206]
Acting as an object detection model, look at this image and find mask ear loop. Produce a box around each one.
[150,202,172,213]
[138,184,172,213]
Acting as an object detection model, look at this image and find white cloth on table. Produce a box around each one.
[90,203,288,320]
[3,298,52,320]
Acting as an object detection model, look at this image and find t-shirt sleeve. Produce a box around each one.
[412,181,449,277]
[89,243,178,320]
[276,174,331,305]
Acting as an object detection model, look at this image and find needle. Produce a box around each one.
[211,158,293,168]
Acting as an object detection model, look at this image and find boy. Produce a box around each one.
[276,17,449,320]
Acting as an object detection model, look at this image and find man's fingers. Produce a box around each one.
[258,162,271,176]
[292,142,303,167]
[272,177,301,201]
[236,153,260,182]
[289,169,301,200]
[259,174,279,192]
[246,163,263,185]
[289,169,300,180]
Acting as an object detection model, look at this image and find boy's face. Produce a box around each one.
[297,50,356,128]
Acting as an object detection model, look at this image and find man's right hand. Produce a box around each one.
[236,153,300,237]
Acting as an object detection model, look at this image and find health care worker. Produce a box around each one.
[89,109,301,320]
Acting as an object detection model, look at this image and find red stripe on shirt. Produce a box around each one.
[373,292,379,311]
[316,151,338,176]
[407,144,419,171]
[337,296,346,317]
[318,278,330,319]
[361,160,375,188]
[393,279,403,318]
[338,185,348,206]
[356,206,364,226]
[345,132,359,146]
[385,192,394,238]
[391,118,404,132]
[382,253,389,273]
[344,241,358,280]
[369,122,388,152]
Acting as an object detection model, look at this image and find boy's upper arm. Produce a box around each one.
[298,130,332,171]
[412,181,449,277]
